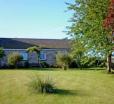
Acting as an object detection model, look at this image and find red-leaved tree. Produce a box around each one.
[104,0,114,28]
[103,0,114,72]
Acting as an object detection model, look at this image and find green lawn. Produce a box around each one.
[0,69,114,104]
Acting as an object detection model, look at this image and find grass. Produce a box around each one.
[0,68,114,104]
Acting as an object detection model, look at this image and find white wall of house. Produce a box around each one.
[1,48,69,66]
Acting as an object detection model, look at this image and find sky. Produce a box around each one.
[0,0,73,39]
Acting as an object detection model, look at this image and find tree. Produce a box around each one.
[0,47,5,67]
[103,0,114,72]
[67,0,111,71]
[56,52,71,70]
[8,52,23,68]
[27,46,41,66]
[71,40,86,68]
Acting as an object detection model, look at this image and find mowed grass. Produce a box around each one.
[0,69,114,104]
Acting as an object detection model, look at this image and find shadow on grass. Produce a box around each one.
[109,71,114,74]
[53,89,76,95]
[51,89,90,96]
[101,70,114,74]
[70,68,105,70]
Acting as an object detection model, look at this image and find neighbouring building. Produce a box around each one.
[0,38,71,67]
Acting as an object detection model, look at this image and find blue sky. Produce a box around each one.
[0,0,73,39]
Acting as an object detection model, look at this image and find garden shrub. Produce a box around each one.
[40,62,50,68]
[80,57,106,68]
[7,52,23,68]
[0,47,5,68]
[29,75,55,93]
[69,56,106,68]
[56,52,71,70]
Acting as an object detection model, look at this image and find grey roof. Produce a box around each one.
[0,38,71,49]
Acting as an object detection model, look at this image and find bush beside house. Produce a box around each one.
[56,52,71,70]
[0,47,5,68]
[7,52,23,68]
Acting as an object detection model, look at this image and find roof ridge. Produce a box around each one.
[0,38,70,49]
[0,37,68,40]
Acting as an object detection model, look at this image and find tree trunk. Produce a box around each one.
[62,64,68,70]
[107,54,112,73]
[38,54,42,67]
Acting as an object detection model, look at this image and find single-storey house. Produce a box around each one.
[0,38,71,67]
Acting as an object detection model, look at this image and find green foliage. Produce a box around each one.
[29,75,55,93]
[8,52,23,68]
[56,52,71,70]
[67,0,111,59]
[27,46,42,67]
[69,60,78,68]
[0,47,5,59]
[40,62,50,68]
[80,56,106,68]
[69,56,105,68]
[27,46,41,54]
[70,40,86,68]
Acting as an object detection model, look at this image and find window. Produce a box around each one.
[112,52,114,56]
[40,52,46,60]
[20,52,28,61]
